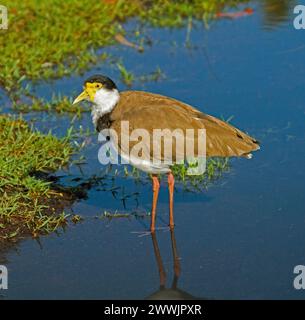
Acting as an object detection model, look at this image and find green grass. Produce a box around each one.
[12,94,88,116]
[116,62,166,87]
[116,62,135,87]
[171,157,230,191]
[0,0,249,105]
[0,115,74,241]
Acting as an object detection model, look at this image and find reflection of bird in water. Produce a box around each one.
[146,230,205,300]
[73,75,260,232]
[261,0,296,28]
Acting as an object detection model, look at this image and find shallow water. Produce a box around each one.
[1,1,305,299]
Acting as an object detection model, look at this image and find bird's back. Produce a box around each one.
[110,90,260,160]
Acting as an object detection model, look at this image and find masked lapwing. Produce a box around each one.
[73,75,260,232]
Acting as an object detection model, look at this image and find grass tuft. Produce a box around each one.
[0,115,74,241]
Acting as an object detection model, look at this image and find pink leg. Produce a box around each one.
[168,172,175,229]
[151,175,160,233]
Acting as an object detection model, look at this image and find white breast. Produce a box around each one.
[92,88,120,127]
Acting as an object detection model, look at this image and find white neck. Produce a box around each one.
[91,88,120,127]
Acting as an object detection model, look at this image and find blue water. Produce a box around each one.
[1,1,305,299]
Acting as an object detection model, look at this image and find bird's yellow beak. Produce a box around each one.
[72,90,89,105]
[73,83,99,104]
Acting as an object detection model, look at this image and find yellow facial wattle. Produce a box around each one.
[73,82,103,104]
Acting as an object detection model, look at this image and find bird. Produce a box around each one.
[73,74,260,233]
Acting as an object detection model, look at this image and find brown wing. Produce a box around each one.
[110,91,260,162]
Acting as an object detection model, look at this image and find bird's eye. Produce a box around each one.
[96,84,101,88]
